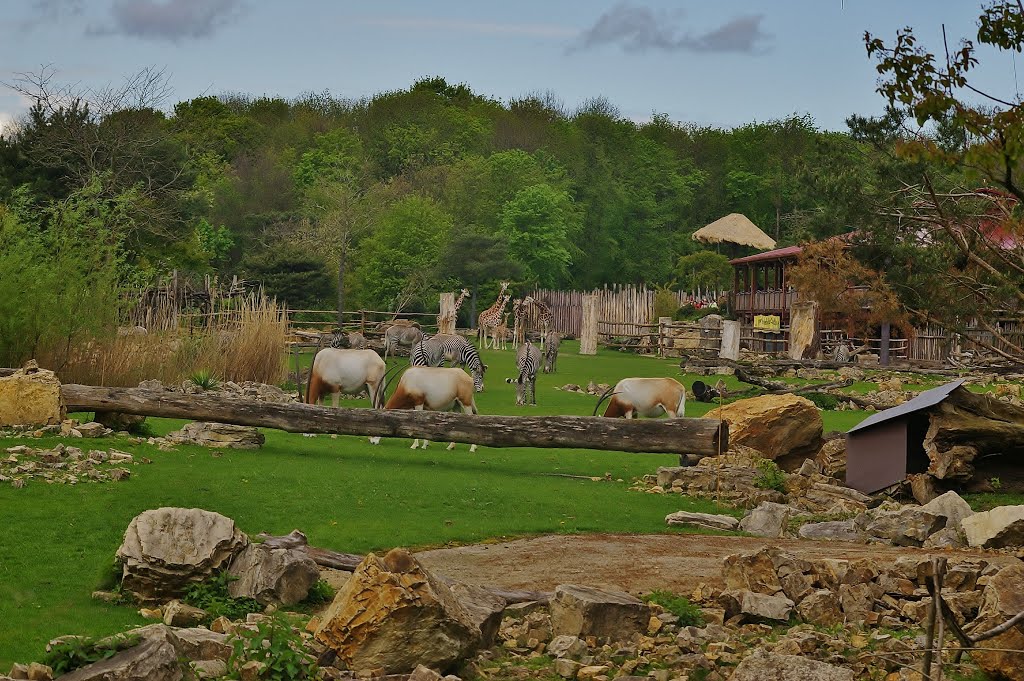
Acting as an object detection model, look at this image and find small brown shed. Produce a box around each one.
[845,379,966,493]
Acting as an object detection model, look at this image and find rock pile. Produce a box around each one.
[1,443,138,487]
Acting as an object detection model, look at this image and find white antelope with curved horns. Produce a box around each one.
[306,348,387,410]
[384,366,478,451]
[593,377,686,419]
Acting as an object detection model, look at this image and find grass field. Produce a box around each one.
[0,343,872,667]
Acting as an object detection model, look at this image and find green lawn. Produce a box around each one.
[0,343,871,667]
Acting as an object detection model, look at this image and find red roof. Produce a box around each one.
[729,245,803,265]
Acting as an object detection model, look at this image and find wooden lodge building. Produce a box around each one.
[728,245,801,324]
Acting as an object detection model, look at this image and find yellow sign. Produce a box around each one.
[754,315,781,331]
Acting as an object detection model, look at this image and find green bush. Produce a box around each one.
[188,369,221,391]
[754,458,788,493]
[303,579,336,606]
[805,392,840,410]
[227,613,317,679]
[183,572,263,622]
[42,633,140,675]
[642,590,704,627]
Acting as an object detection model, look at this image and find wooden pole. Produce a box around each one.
[580,294,598,355]
[61,384,728,456]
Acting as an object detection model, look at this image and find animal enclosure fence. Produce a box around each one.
[524,285,721,338]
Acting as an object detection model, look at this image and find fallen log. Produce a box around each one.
[733,367,853,395]
[61,384,728,456]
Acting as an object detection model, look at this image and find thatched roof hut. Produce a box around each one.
[693,213,776,250]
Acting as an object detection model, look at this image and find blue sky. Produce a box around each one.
[0,1,1020,135]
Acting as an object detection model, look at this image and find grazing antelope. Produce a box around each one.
[385,366,479,451]
[306,349,387,409]
[594,377,686,419]
[542,331,560,374]
[506,341,541,406]
[383,324,424,361]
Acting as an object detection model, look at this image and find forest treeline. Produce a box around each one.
[0,74,919,316]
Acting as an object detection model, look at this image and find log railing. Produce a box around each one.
[61,385,728,457]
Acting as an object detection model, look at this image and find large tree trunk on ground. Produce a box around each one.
[60,384,728,456]
[925,386,1024,482]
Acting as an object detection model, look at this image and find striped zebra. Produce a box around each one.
[410,334,487,392]
[505,341,541,406]
[831,342,852,363]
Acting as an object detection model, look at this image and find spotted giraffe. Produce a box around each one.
[476,282,511,347]
[515,296,552,345]
[437,288,470,334]
[491,312,511,350]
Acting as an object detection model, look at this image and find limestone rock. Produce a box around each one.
[719,590,794,622]
[665,511,739,531]
[864,507,945,546]
[57,634,182,681]
[722,549,783,595]
[705,394,823,466]
[797,520,862,542]
[730,647,854,680]
[117,507,249,602]
[315,548,484,673]
[797,590,843,627]
[227,542,319,605]
[548,635,588,659]
[549,585,652,641]
[815,436,847,477]
[168,627,232,662]
[738,502,793,538]
[166,422,264,449]
[908,473,941,504]
[162,600,207,627]
[75,422,109,438]
[447,581,507,649]
[0,363,65,427]
[920,490,974,529]
[965,562,1024,681]
[962,505,1024,548]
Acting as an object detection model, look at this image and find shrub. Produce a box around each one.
[805,392,840,410]
[227,613,318,679]
[42,633,140,675]
[303,579,336,606]
[642,590,704,627]
[188,369,220,391]
[754,458,788,493]
[183,572,263,622]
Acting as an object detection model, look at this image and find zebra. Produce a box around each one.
[506,341,541,406]
[410,334,487,392]
[542,331,560,374]
[830,341,852,363]
[383,324,423,360]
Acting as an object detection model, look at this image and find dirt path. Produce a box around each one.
[415,533,1016,596]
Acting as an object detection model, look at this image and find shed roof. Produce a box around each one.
[729,245,803,265]
[847,379,966,434]
[693,213,777,250]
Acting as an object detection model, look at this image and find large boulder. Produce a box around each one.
[665,511,739,531]
[705,394,823,467]
[166,422,265,449]
[862,507,946,546]
[0,362,65,427]
[738,502,793,538]
[226,542,320,605]
[549,585,652,641]
[729,648,854,681]
[315,548,494,674]
[796,590,843,627]
[961,505,1024,548]
[116,508,249,602]
[965,562,1024,681]
[58,632,182,681]
[920,490,975,530]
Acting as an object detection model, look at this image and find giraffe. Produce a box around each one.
[491,312,511,350]
[511,298,527,346]
[476,282,510,346]
[517,296,552,345]
[437,288,470,334]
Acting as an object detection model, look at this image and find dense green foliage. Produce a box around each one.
[1,74,912,315]
[182,571,263,622]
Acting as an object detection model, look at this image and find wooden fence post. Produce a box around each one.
[580,295,598,355]
[658,317,672,358]
[438,292,455,335]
